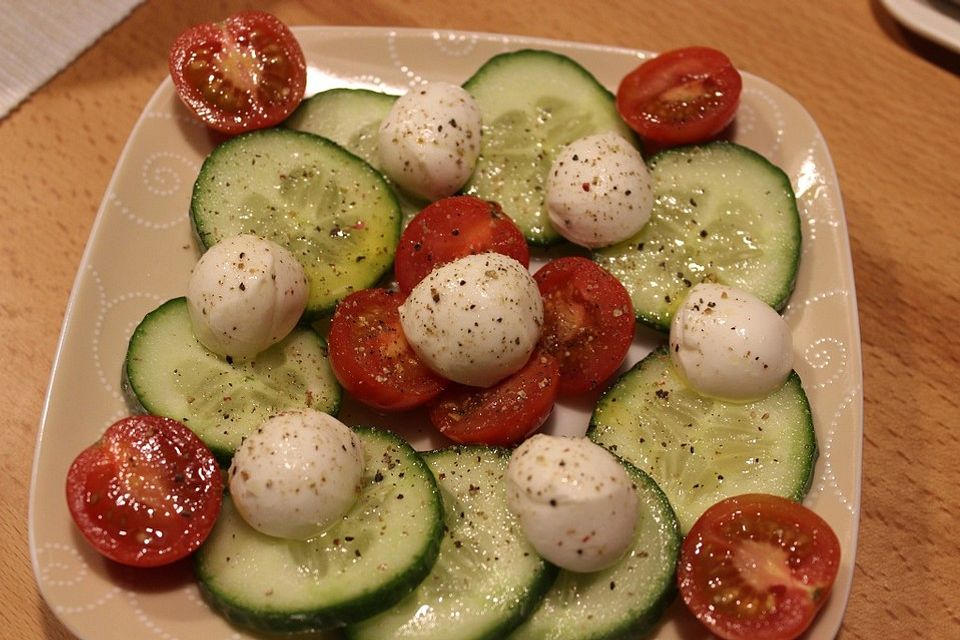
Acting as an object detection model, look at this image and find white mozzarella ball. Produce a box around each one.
[398,252,543,388]
[669,283,794,402]
[378,82,482,201]
[546,132,652,248]
[187,234,308,362]
[506,434,639,573]
[228,410,364,540]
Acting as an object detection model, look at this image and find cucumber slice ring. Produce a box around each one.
[462,49,639,246]
[347,446,557,640]
[587,347,817,534]
[593,141,802,331]
[124,297,341,464]
[283,88,426,226]
[196,427,443,633]
[284,88,398,168]
[510,457,681,640]
[191,128,402,317]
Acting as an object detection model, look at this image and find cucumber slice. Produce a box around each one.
[347,446,556,640]
[191,128,402,316]
[124,297,340,463]
[509,458,680,640]
[284,88,426,225]
[462,49,638,246]
[285,88,397,167]
[196,427,444,633]
[593,141,802,331]
[587,347,816,533]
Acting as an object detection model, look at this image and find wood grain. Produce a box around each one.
[2,1,957,638]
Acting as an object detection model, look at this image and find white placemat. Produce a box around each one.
[0,0,143,118]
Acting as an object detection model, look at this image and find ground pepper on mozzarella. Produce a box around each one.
[545,132,652,248]
[186,234,309,362]
[378,81,482,201]
[228,410,364,541]
[669,282,794,402]
[505,434,639,573]
[398,252,543,388]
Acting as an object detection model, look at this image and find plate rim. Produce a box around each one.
[880,0,960,53]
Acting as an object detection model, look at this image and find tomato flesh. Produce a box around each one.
[617,46,742,147]
[429,351,559,446]
[65,415,222,567]
[677,494,841,640]
[328,288,448,411]
[395,195,530,295]
[169,11,306,134]
[534,257,635,395]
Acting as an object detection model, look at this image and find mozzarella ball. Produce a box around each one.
[187,234,308,361]
[506,434,639,573]
[378,82,482,201]
[669,283,794,402]
[546,132,652,248]
[228,410,364,540]
[398,252,543,387]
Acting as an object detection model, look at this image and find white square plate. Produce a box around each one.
[881,0,960,53]
[30,26,862,640]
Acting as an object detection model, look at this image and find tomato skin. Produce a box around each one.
[328,288,448,411]
[534,257,635,395]
[394,196,530,295]
[429,351,560,446]
[65,415,222,567]
[617,46,742,147]
[677,494,841,640]
[168,11,306,134]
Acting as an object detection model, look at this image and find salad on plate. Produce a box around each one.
[33,12,861,640]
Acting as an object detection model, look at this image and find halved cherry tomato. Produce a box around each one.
[394,195,530,294]
[677,494,841,640]
[328,288,448,411]
[429,351,559,446]
[65,415,222,567]
[617,46,742,147]
[534,257,635,395]
[168,11,307,134]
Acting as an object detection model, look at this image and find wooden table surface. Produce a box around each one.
[3,1,958,638]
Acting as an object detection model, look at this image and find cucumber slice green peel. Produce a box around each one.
[347,446,557,640]
[283,88,427,224]
[284,88,398,168]
[123,297,341,465]
[593,141,802,332]
[508,458,681,640]
[587,347,817,534]
[190,128,402,317]
[462,49,639,246]
[196,427,444,634]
